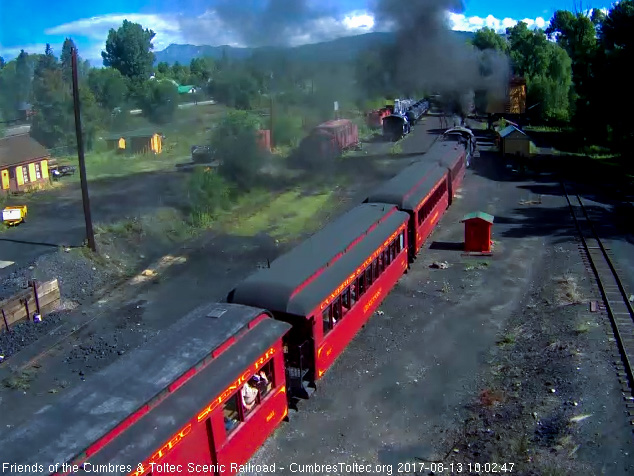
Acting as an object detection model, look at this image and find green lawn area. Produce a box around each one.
[221,188,336,241]
[55,103,228,182]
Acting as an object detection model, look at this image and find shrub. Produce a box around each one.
[212,111,266,190]
[188,168,231,227]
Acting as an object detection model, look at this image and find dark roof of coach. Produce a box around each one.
[427,138,466,168]
[0,303,285,470]
[228,203,409,316]
[366,160,448,211]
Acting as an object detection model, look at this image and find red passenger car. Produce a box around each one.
[365,161,450,258]
[0,304,291,476]
[227,204,409,399]
[436,128,474,199]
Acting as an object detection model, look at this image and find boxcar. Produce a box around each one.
[365,162,450,259]
[227,204,409,399]
[299,119,359,161]
[0,304,291,476]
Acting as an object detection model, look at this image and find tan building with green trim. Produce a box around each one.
[0,134,50,192]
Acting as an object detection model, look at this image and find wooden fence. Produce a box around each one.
[1,279,60,333]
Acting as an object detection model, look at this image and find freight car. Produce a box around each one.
[299,119,359,161]
[0,132,470,476]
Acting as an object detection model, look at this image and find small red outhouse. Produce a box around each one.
[461,211,494,253]
[257,129,271,152]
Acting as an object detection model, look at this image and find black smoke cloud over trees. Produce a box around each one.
[176,0,509,112]
[212,0,336,47]
[374,0,509,105]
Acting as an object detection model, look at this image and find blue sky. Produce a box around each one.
[0,0,618,64]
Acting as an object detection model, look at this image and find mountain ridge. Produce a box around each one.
[154,30,476,65]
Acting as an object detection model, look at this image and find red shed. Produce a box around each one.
[461,211,494,253]
[257,129,271,152]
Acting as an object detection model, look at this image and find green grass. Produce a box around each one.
[524,125,564,133]
[497,332,516,347]
[56,150,187,182]
[95,208,193,244]
[222,189,335,240]
[3,368,38,391]
[389,142,403,155]
[55,104,229,182]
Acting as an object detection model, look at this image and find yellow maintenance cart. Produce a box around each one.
[2,205,28,226]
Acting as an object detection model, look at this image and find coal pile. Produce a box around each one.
[0,312,64,360]
[32,250,117,304]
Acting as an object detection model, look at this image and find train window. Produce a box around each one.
[342,288,351,313]
[365,267,373,287]
[398,233,404,252]
[390,242,397,261]
[378,254,384,273]
[351,282,358,304]
[373,259,379,280]
[257,360,275,397]
[358,275,366,296]
[323,306,333,335]
[332,297,342,323]
[241,379,259,416]
[223,394,240,435]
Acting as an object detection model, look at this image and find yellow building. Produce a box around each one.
[129,133,162,155]
[105,135,127,152]
[104,131,162,155]
[499,125,531,158]
[0,134,50,192]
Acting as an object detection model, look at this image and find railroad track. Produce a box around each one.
[563,182,634,426]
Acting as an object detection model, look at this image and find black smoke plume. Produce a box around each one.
[375,0,509,114]
[185,0,336,48]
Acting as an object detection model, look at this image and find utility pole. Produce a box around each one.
[270,95,274,150]
[71,47,96,252]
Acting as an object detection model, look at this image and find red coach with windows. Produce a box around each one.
[365,161,450,259]
[227,203,409,400]
[0,304,291,476]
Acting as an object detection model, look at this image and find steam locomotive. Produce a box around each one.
[382,98,429,142]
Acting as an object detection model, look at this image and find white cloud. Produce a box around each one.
[1,43,50,58]
[3,9,560,63]
[179,9,377,47]
[446,12,549,33]
[43,13,187,63]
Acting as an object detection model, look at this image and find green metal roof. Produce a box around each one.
[499,125,526,138]
[461,211,494,223]
[177,85,195,94]
[105,128,161,140]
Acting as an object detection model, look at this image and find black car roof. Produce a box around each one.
[365,161,448,211]
[0,303,288,471]
[228,204,409,317]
